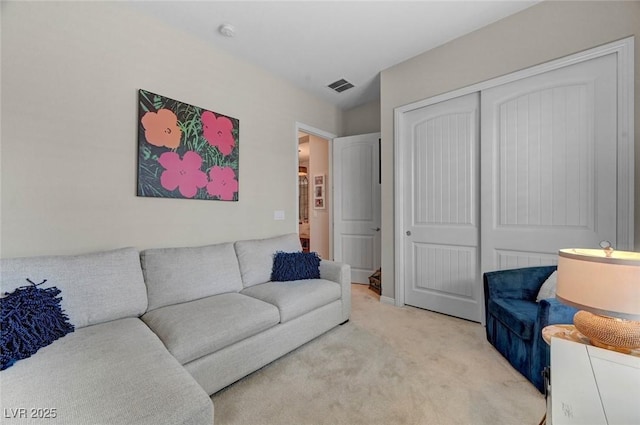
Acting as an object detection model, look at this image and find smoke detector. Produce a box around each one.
[219,24,236,38]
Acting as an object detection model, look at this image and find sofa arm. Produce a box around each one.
[530,298,578,392]
[319,260,351,322]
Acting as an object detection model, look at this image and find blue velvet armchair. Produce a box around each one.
[483,266,578,392]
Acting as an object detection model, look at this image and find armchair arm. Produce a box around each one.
[530,298,578,392]
[537,298,578,329]
[319,260,351,322]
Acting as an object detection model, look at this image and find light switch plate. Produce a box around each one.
[274,210,285,220]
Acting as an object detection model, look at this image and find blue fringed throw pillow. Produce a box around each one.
[1,279,75,370]
[271,251,321,282]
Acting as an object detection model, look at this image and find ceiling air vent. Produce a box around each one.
[327,78,354,93]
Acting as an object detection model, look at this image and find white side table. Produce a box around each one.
[550,337,640,424]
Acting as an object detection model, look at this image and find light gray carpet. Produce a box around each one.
[212,284,544,425]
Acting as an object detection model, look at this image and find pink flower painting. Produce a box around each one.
[201,111,235,156]
[206,166,238,201]
[138,90,239,201]
[158,151,208,198]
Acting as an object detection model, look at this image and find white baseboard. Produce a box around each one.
[379,296,395,305]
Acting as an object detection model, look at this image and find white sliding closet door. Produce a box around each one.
[402,93,481,322]
[396,39,632,322]
[480,53,618,272]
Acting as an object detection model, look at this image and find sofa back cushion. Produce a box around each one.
[0,248,147,329]
[141,242,243,311]
[234,233,302,288]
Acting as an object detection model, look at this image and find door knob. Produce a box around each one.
[406,230,411,236]
[372,227,381,232]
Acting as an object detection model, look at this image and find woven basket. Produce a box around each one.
[368,268,381,295]
[574,310,640,351]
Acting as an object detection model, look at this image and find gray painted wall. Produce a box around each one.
[343,100,381,136]
[1,2,342,257]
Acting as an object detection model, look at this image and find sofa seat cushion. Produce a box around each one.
[0,318,213,425]
[488,298,537,340]
[142,293,280,364]
[241,279,341,323]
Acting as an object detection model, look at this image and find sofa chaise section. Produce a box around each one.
[1,318,212,425]
[0,248,213,425]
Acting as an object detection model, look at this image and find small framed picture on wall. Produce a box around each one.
[313,174,325,209]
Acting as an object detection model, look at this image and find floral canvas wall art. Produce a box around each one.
[137,89,239,201]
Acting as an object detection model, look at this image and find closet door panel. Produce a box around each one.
[481,53,617,272]
[402,92,481,322]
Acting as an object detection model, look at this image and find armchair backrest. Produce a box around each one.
[483,265,557,303]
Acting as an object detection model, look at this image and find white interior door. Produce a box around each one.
[333,133,381,284]
[402,93,481,322]
[481,53,618,272]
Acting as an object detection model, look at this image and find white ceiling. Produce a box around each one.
[130,1,539,110]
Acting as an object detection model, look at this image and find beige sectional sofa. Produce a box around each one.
[0,233,351,424]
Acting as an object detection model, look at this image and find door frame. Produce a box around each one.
[295,122,337,260]
[393,37,634,309]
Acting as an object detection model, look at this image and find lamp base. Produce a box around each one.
[573,310,640,353]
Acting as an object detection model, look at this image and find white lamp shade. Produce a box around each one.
[556,248,640,320]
